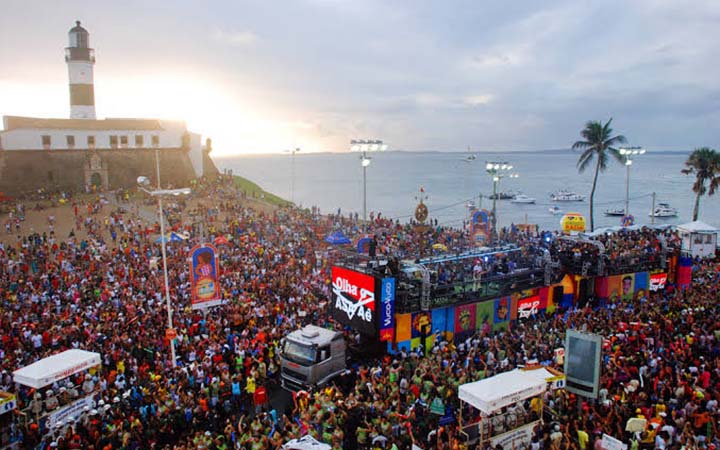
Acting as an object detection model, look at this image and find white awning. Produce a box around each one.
[282,435,332,450]
[677,220,718,233]
[13,350,101,389]
[459,369,547,415]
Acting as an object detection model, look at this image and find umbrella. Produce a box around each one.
[155,233,184,244]
[432,243,448,251]
[324,231,351,245]
[214,236,229,245]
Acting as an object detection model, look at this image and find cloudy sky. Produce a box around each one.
[1,0,718,155]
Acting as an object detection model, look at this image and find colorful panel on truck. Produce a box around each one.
[493,297,510,331]
[433,307,452,341]
[454,303,476,339]
[633,272,648,300]
[330,266,377,336]
[378,277,396,342]
[475,300,495,334]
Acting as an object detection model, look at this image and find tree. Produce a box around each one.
[572,119,627,231]
[681,147,720,221]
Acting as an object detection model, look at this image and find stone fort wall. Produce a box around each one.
[0,148,217,196]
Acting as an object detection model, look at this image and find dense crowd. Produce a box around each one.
[0,175,717,450]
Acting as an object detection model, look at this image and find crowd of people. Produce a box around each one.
[0,174,717,450]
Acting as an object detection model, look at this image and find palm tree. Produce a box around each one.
[572,118,627,231]
[681,147,720,221]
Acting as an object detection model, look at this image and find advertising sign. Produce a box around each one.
[560,213,586,233]
[330,266,377,336]
[190,244,222,309]
[46,396,95,428]
[379,278,396,342]
[471,209,490,243]
[649,273,667,292]
[516,295,542,319]
[490,420,539,450]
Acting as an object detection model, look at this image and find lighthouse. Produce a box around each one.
[65,21,96,119]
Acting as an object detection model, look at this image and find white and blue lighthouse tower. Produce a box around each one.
[65,20,96,119]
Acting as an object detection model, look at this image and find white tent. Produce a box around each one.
[13,349,101,389]
[282,435,331,450]
[677,221,718,258]
[459,369,547,415]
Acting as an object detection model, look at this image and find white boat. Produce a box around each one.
[649,203,678,218]
[511,194,536,204]
[549,206,562,215]
[604,207,626,217]
[550,190,586,202]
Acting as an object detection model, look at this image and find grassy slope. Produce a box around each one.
[232,175,291,208]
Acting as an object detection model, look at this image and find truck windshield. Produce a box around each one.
[283,340,316,366]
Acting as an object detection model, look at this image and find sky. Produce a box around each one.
[1,0,719,156]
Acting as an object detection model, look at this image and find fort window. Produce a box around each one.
[120,135,128,147]
[66,135,75,148]
[151,135,160,147]
[42,135,52,148]
[87,135,95,148]
[135,135,144,147]
[110,135,118,148]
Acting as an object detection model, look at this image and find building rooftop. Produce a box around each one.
[3,116,165,131]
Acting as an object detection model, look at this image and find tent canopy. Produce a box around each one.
[677,220,718,233]
[282,435,331,450]
[459,369,547,415]
[324,231,351,245]
[13,349,101,389]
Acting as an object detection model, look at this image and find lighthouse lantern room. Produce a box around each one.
[65,20,96,119]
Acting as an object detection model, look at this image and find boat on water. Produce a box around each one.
[488,191,516,200]
[649,203,678,218]
[604,207,626,217]
[549,206,562,215]
[462,154,477,162]
[550,189,586,202]
[511,194,536,204]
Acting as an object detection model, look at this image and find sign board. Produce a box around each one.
[430,397,445,415]
[471,210,490,243]
[601,434,627,450]
[564,330,602,398]
[554,348,565,366]
[560,213,586,234]
[0,392,17,416]
[190,244,222,309]
[378,278,396,342]
[330,266,377,336]
[46,396,95,428]
[649,273,667,292]
[490,420,539,450]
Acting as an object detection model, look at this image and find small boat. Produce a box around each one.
[488,191,516,200]
[649,203,678,218]
[511,194,536,204]
[549,206,562,215]
[550,189,586,202]
[604,207,626,217]
[466,200,475,209]
[462,154,477,162]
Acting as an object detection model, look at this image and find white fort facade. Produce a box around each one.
[0,21,211,193]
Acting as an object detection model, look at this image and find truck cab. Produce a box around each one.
[280,325,346,392]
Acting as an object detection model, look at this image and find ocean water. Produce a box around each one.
[215,150,720,231]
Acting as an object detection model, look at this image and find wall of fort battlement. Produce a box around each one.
[0,147,214,196]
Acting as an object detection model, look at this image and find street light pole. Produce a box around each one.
[485,161,515,243]
[138,149,191,369]
[619,147,646,216]
[155,147,176,368]
[287,147,300,204]
[351,139,388,226]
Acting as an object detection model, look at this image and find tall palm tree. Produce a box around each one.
[572,118,627,231]
[681,147,720,221]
